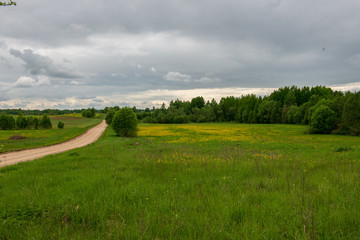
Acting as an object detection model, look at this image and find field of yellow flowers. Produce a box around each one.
[0,122,359,239]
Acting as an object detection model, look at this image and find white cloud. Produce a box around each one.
[330,82,360,92]
[70,80,82,85]
[2,82,360,110]
[151,67,157,73]
[163,72,192,82]
[14,75,50,88]
[14,76,37,88]
[37,75,51,86]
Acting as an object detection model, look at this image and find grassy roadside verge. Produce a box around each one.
[0,123,359,239]
[0,114,103,153]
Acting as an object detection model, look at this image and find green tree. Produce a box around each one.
[309,105,336,134]
[341,92,360,135]
[257,100,281,124]
[105,109,115,125]
[112,107,138,137]
[58,121,65,129]
[286,106,302,124]
[16,113,29,129]
[0,114,15,130]
[33,117,39,129]
[41,114,52,129]
[191,96,205,110]
[0,1,16,6]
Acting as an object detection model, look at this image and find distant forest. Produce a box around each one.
[0,109,84,116]
[105,85,359,136]
[1,86,359,135]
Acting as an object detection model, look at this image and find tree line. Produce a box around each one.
[0,1,16,6]
[0,114,52,130]
[0,109,85,116]
[113,86,359,135]
[81,108,96,118]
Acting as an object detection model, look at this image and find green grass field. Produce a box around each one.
[0,114,103,153]
[0,123,359,239]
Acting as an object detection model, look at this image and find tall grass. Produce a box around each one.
[0,123,359,239]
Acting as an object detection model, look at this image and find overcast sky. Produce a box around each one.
[1,0,360,109]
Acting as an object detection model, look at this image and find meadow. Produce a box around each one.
[0,123,359,239]
[0,114,103,153]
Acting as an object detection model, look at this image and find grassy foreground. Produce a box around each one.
[0,114,103,153]
[0,123,359,239]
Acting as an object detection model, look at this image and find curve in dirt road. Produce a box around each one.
[0,120,108,168]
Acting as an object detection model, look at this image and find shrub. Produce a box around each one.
[41,114,52,129]
[309,105,336,134]
[58,121,65,129]
[112,107,138,137]
[105,109,115,125]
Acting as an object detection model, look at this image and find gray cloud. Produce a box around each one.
[0,0,359,109]
[10,49,82,78]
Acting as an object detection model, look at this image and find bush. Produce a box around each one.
[309,105,336,134]
[105,109,115,125]
[112,107,138,137]
[41,114,52,129]
[58,121,65,129]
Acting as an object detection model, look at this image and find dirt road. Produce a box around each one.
[0,120,107,168]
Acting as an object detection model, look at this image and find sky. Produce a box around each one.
[1,0,360,109]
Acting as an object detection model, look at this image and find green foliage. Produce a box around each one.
[112,107,138,137]
[41,114,52,129]
[0,0,16,6]
[0,113,51,130]
[309,105,336,134]
[220,96,239,121]
[286,105,302,124]
[57,121,65,129]
[81,108,96,118]
[105,109,115,125]
[0,114,15,130]
[284,90,296,106]
[257,100,281,124]
[190,96,205,110]
[341,92,360,135]
[105,85,357,136]
[142,116,155,123]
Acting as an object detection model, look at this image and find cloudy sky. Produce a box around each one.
[1,0,360,109]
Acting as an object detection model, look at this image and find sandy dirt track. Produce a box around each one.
[0,120,107,168]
